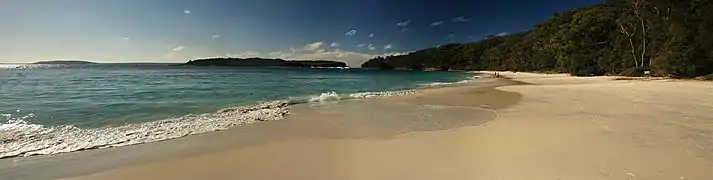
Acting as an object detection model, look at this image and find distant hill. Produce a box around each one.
[33,60,98,65]
[185,58,347,68]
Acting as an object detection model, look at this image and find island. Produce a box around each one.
[184,58,347,68]
[33,60,98,65]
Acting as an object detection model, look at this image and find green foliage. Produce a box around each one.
[361,0,713,78]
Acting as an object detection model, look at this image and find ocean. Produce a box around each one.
[0,63,473,158]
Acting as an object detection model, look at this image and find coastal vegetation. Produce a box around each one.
[186,57,348,67]
[362,0,713,78]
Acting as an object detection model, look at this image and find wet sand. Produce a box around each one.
[12,72,713,180]
[1,77,517,180]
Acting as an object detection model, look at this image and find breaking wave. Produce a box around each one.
[418,75,478,87]
[0,90,415,158]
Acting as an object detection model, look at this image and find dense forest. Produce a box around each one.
[362,0,713,78]
[186,57,347,67]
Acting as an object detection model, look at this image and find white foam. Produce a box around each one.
[309,92,341,102]
[418,76,479,87]
[310,67,350,69]
[348,90,416,98]
[0,101,290,158]
[0,86,448,158]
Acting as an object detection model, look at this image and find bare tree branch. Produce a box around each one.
[619,21,639,67]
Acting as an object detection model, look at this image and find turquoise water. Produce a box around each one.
[0,63,471,158]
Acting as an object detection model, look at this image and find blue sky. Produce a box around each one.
[0,0,603,66]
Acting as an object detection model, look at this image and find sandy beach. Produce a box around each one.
[10,72,713,180]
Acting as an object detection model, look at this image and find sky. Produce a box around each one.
[0,0,603,66]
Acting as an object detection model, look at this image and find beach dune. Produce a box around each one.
[61,72,713,180]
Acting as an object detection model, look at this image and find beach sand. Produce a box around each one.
[27,73,713,179]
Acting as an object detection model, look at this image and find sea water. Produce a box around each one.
[0,63,472,158]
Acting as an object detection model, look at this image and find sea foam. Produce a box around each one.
[0,101,289,158]
[418,76,478,87]
[0,90,417,158]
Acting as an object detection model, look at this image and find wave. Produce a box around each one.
[418,76,479,87]
[287,90,416,104]
[0,90,416,159]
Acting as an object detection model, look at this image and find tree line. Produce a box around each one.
[362,0,713,78]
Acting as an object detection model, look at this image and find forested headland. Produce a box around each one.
[362,0,713,79]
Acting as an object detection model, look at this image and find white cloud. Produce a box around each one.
[384,44,393,49]
[184,9,191,14]
[368,44,375,50]
[396,20,411,27]
[451,16,470,22]
[268,51,283,58]
[212,35,220,39]
[330,42,340,47]
[357,44,366,47]
[302,42,324,51]
[345,29,357,36]
[377,52,411,58]
[223,49,411,67]
[430,21,444,26]
[400,28,409,33]
[368,33,375,38]
[122,37,130,40]
[495,32,510,37]
[446,33,455,38]
[225,51,261,58]
[173,45,186,51]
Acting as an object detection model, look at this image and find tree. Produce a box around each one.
[361,0,713,78]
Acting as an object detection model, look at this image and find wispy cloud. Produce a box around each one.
[368,33,375,38]
[400,28,409,33]
[495,32,510,37]
[446,33,455,39]
[357,44,366,47]
[302,42,324,51]
[345,29,357,36]
[396,20,411,27]
[212,35,221,39]
[384,44,393,50]
[430,21,444,26]
[173,45,186,51]
[451,16,470,22]
[330,42,340,47]
[368,44,375,50]
[122,37,130,40]
[184,9,191,14]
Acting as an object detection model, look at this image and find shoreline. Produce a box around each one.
[0,71,475,159]
[65,71,713,180]
[7,71,712,180]
[1,75,514,180]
